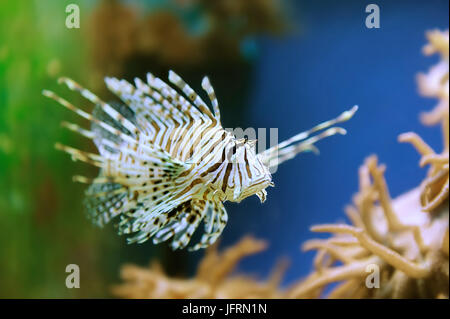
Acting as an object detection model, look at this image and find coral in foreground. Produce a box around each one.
[112,236,286,298]
[288,29,449,299]
[289,156,448,298]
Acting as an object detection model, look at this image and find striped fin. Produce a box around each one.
[149,200,228,250]
[70,138,194,233]
[84,182,130,227]
[54,143,104,167]
[160,200,208,250]
[90,101,139,157]
[259,105,358,168]
[58,77,140,136]
[105,76,190,155]
[42,90,141,148]
[151,202,191,245]
[189,201,228,251]
[202,76,221,122]
[103,71,224,161]
[168,70,216,122]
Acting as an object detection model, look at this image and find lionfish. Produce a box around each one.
[43,71,357,250]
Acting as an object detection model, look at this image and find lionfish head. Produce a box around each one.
[232,137,274,203]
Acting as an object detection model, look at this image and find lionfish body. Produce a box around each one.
[43,71,357,250]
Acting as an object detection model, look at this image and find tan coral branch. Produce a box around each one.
[311,224,431,278]
[302,240,354,264]
[287,256,379,298]
[365,156,409,232]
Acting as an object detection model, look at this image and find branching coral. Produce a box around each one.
[112,236,287,298]
[288,30,449,299]
[399,132,448,213]
[417,30,449,128]
[289,155,448,298]
[407,29,449,213]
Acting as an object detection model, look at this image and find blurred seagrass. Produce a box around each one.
[0,0,131,298]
